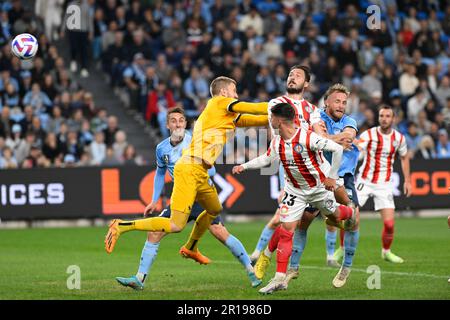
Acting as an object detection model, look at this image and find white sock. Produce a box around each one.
[327,254,335,260]
[275,272,286,279]
[264,247,272,258]
[250,250,260,260]
[382,248,391,255]
[136,272,146,282]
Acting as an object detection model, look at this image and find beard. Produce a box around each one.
[286,83,304,94]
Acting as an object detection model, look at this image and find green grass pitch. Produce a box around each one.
[0,217,449,300]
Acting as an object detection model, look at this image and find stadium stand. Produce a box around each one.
[0,0,449,170]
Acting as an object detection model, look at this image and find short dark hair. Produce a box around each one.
[290,65,311,82]
[167,107,185,119]
[270,103,296,122]
[378,104,395,116]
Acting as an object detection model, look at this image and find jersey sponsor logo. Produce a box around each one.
[279,204,289,216]
[304,105,313,113]
[163,154,170,165]
[325,199,335,211]
[0,183,64,206]
[392,140,399,148]
[293,143,303,154]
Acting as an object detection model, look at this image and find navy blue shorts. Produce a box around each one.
[304,173,359,214]
[159,202,223,225]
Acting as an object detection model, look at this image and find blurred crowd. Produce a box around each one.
[80,0,449,160]
[0,0,143,169]
[1,0,450,171]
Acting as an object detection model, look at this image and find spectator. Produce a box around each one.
[22,83,53,114]
[65,130,83,160]
[42,132,63,163]
[5,123,23,152]
[361,65,382,97]
[112,130,127,161]
[415,135,436,160]
[357,39,378,74]
[90,131,106,165]
[103,115,119,146]
[0,146,18,169]
[405,122,422,156]
[79,119,94,146]
[436,129,450,159]
[238,5,264,36]
[183,66,209,110]
[90,108,108,132]
[399,64,420,97]
[102,146,121,166]
[407,89,428,123]
[436,76,450,109]
[145,82,176,137]
[123,52,147,113]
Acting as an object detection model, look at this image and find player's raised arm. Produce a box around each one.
[227,100,269,115]
[232,138,278,174]
[235,114,269,127]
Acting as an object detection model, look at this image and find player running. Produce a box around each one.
[105,76,268,266]
[115,108,262,290]
[284,83,360,288]
[233,102,355,294]
[356,104,411,263]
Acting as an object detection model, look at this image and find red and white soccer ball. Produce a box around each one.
[11,33,38,60]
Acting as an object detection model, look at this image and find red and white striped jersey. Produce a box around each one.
[357,127,407,184]
[268,95,321,135]
[266,128,333,189]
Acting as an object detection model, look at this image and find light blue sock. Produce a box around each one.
[255,225,275,252]
[325,229,337,256]
[137,240,160,282]
[343,230,360,268]
[225,235,253,272]
[289,229,307,270]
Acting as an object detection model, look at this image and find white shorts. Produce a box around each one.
[279,183,339,223]
[356,178,395,211]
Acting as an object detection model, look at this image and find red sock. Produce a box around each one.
[268,226,282,253]
[339,205,352,220]
[276,227,294,273]
[382,219,395,250]
[340,228,345,247]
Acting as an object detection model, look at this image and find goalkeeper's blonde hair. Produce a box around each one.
[324,83,350,101]
[210,76,236,97]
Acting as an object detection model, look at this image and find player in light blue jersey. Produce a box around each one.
[115,107,261,290]
[285,83,360,288]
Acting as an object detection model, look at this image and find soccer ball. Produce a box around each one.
[11,33,38,60]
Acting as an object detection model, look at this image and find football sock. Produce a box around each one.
[136,240,160,283]
[325,229,337,257]
[276,227,293,273]
[382,219,395,251]
[268,225,282,253]
[343,229,359,268]
[184,210,215,252]
[255,225,275,252]
[289,229,307,270]
[119,217,171,233]
[338,205,353,220]
[225,235,253,273]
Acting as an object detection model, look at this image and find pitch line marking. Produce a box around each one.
[213,260,449,279]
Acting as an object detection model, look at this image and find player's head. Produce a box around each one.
[324,83,350,120]
[270,103,296,129]
[210,76,238,99]
[378,105,395,130]
[167,107,186,135]
[286,65,310,94]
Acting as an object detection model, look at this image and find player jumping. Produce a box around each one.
[250,67,350,271]
[114,108,262,290]
[105,76,268,268]
[233,102,355,294]
[356,104,411,263]
[284,83,360,288]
